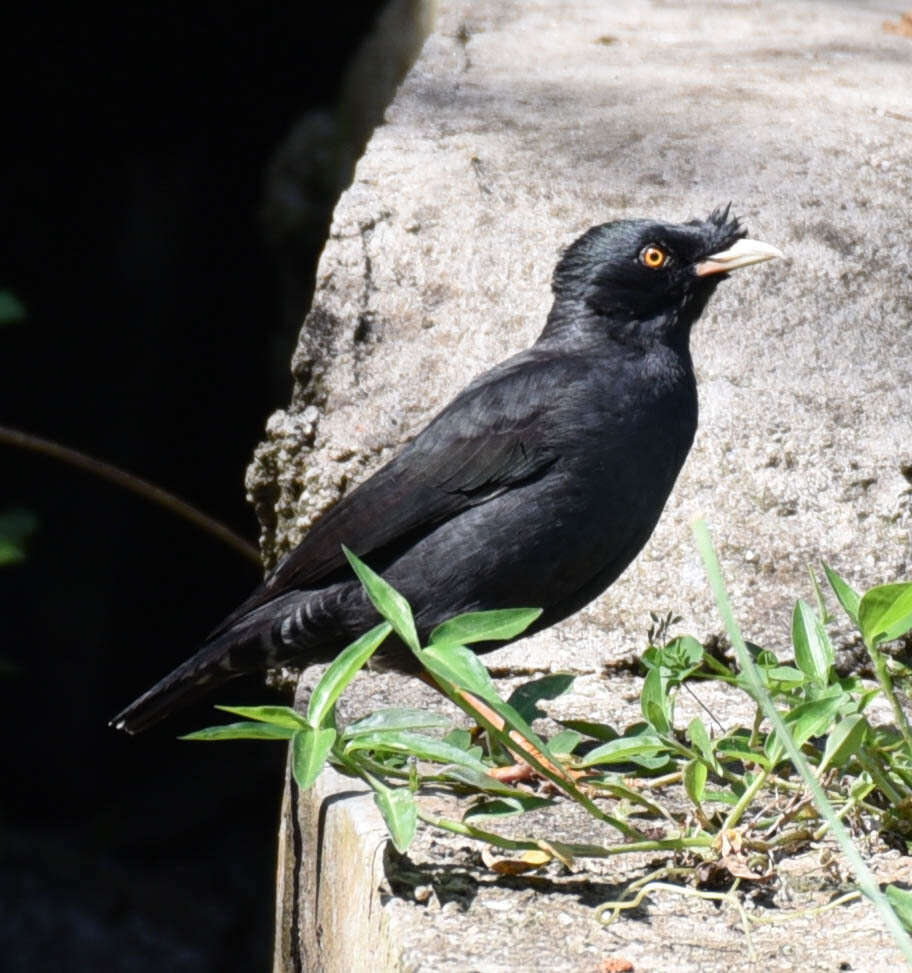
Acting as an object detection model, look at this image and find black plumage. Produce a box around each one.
[112,207,781,733]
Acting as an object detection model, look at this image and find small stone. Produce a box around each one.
[480,897,514,912]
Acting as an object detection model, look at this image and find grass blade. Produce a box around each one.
[692,517,912,963]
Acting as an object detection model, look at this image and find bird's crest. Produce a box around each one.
[699,203,747,252]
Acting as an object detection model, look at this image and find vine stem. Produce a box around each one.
[416,807,713,858]
[0,423,260,564]
[868,645,912,755]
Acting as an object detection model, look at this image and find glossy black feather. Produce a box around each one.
[112,208,755,733]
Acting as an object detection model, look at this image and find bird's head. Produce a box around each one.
[547,206,782,346]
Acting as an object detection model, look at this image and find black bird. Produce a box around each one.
[112,207,781,733]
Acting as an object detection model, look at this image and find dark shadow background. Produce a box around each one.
[1,2,390,968]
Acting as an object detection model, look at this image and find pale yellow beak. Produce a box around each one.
[695,238,784,277]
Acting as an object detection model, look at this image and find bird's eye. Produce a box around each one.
[639,245,669,269]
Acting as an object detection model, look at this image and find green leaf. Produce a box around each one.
[663,635,704,673]
[687,717,721,774]
[548,729,582,757]
[819,714,868,774]
[343,707,452,739]
[414,641,628,829]
[859,583,912,647]
[0,508,38,565]
[505,674,575,723]
[766,665,806,685]
[683,758,707,805]
[557,720,619,743]
[343,548,419,653]
[428,608,543,649]
[767,693,844,758]
[442,728,474,751]
[823,563,861,626]
[868,724,905,749]
[418,642,500,702]
[307,621,392,727]
[291,726,337,790]
[215,704,309,729]
[0,541,25,566]
[345,730,489,772]
[641,645,660,669]
[627,751,673,771]
[373,784,417,852]
[463,795,553,821]
[716,736,770,771]
[180,721,296,741]
[885,885,912,933]
[716,746,766,768]
[754,648,779,668]
[708,790,742,806]
[0,291,26,325]
[809,567,831,624]
[643,636,703,678]
[641,667,670,733]
[577,732,667,769]
[792,599,833,685]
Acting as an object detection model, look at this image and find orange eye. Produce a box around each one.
[639,245,668,269]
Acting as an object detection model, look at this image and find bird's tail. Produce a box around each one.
[110,589,350,734]
[109,631,250,735]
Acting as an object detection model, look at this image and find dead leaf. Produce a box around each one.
[698,855,775,885]
[481,845,551,874]
[884,12,912,37]
[597,959,635,973]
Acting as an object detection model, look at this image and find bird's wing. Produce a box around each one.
[208,350,566,637]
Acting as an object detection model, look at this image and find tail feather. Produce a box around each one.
[110,588,359,734]
[109,634,246,735]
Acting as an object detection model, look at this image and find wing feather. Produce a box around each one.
[208,349,565,637]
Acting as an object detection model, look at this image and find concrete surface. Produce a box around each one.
[257,0,912,969]
[273,669,911,972]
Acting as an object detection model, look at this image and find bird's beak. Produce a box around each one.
[695,238,784,277]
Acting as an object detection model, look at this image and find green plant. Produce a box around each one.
[186,533,912,960]
[0,294,36,569]
[0,290,26,326]
[0,508,37,567]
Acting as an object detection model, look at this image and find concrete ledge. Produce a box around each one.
[265,0,912,968]
[274,763,403,972]
[272,673,910,972]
